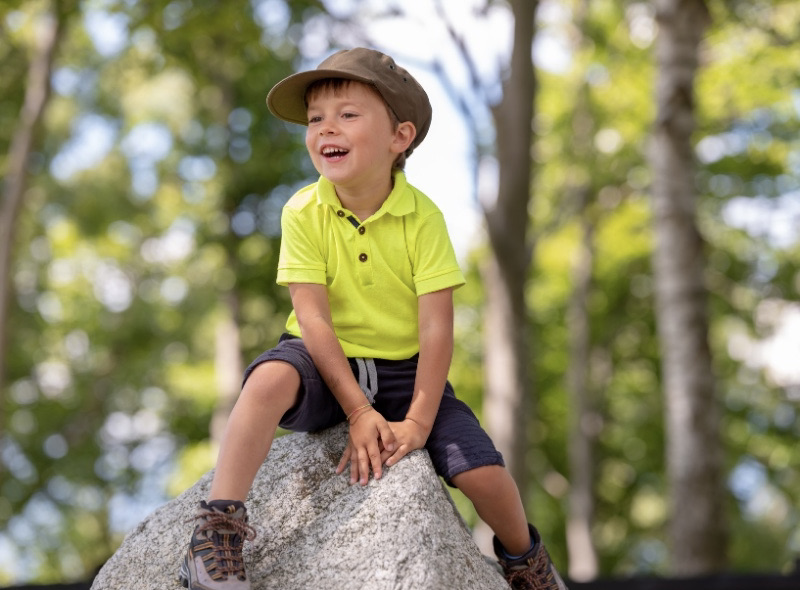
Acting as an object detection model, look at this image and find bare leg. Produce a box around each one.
[208,360,300,502]
[451,465,531,555]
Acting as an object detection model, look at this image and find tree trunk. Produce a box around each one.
[565,2,600,576]
[650,0,727,575]
[0,1,69,437]
[211,292,244,447]
[566,211,600,581]
[476,0,537,549]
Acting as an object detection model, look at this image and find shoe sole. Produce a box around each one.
[178,556,191,588]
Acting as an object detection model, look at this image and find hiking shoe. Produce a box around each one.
[493,524,569,590]
[179,500,256,590]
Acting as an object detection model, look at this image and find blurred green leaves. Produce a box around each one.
[1,0,799,584]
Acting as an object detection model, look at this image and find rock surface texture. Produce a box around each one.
[91,423,508,590]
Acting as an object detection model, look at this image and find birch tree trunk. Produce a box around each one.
[565,2,599,577]
[650,0,727,574]
[477,0,537,548]
[0,1,70,436]
[211,292,244,447]
[566,211,599,581]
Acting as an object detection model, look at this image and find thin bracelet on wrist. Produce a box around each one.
[346,403,373,422]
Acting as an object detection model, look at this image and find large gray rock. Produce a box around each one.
[91,423,508,590]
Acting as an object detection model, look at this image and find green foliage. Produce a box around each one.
[2,0,799,583]
[1,0,320,583]
[533,0,798,576]
[454,0,799,577]
[694,1,800,571]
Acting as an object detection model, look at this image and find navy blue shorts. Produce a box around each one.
[243,335,505,485]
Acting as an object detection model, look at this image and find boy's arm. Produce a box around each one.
[385,287,454,467]
[289,283,396,485]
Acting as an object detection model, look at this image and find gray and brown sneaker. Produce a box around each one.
[179,500,256,590]
[493,524,568,590]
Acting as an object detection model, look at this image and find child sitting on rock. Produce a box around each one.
[179,47,568,590]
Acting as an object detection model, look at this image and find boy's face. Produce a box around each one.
[305,81,413,194]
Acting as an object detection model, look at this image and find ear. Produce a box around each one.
[391,121,417,154]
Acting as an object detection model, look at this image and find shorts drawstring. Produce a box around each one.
[355,358,378,403]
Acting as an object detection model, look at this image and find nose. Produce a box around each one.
[319,119,338,135]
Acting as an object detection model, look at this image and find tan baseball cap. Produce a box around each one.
[266,48,432,157]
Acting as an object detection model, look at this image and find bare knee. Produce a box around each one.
[451,464,510,499]
[240,360,300,411]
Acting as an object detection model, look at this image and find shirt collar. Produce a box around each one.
[316,170,415,219]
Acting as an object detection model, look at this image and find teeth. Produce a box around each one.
[322,147,348,156]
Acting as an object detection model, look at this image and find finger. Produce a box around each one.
[379,447,393,463]
[377,438,390,463]
[385,444,410,467]
[336,445,352,475]
[350,449,361,485]
[377,421,397,454]
[357,446,372,486]
[368,442,383,481]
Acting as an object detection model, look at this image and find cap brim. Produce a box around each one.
[266,69,373,126]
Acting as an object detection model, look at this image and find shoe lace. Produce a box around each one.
[196,512,257,579]
[506,547,561,590]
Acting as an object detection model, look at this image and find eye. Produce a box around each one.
[308,115,322,124]
[342,112,358,119]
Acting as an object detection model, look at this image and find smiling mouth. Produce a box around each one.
[321,146,349,160]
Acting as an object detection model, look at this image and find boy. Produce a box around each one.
[179,47,568,590]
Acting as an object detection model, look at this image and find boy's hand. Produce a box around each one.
[336,409,396,486]
[383,419,430,468]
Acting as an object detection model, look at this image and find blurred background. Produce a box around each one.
[1,0,799,585]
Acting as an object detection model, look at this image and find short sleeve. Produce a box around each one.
[276,205,327,286]
[413,212,465,296]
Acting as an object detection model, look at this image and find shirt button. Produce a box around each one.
[337,210,345,217]
[359,253,368,262]
[358,226,366,235]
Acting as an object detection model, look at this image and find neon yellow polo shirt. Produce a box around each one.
[277,170,465,360]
